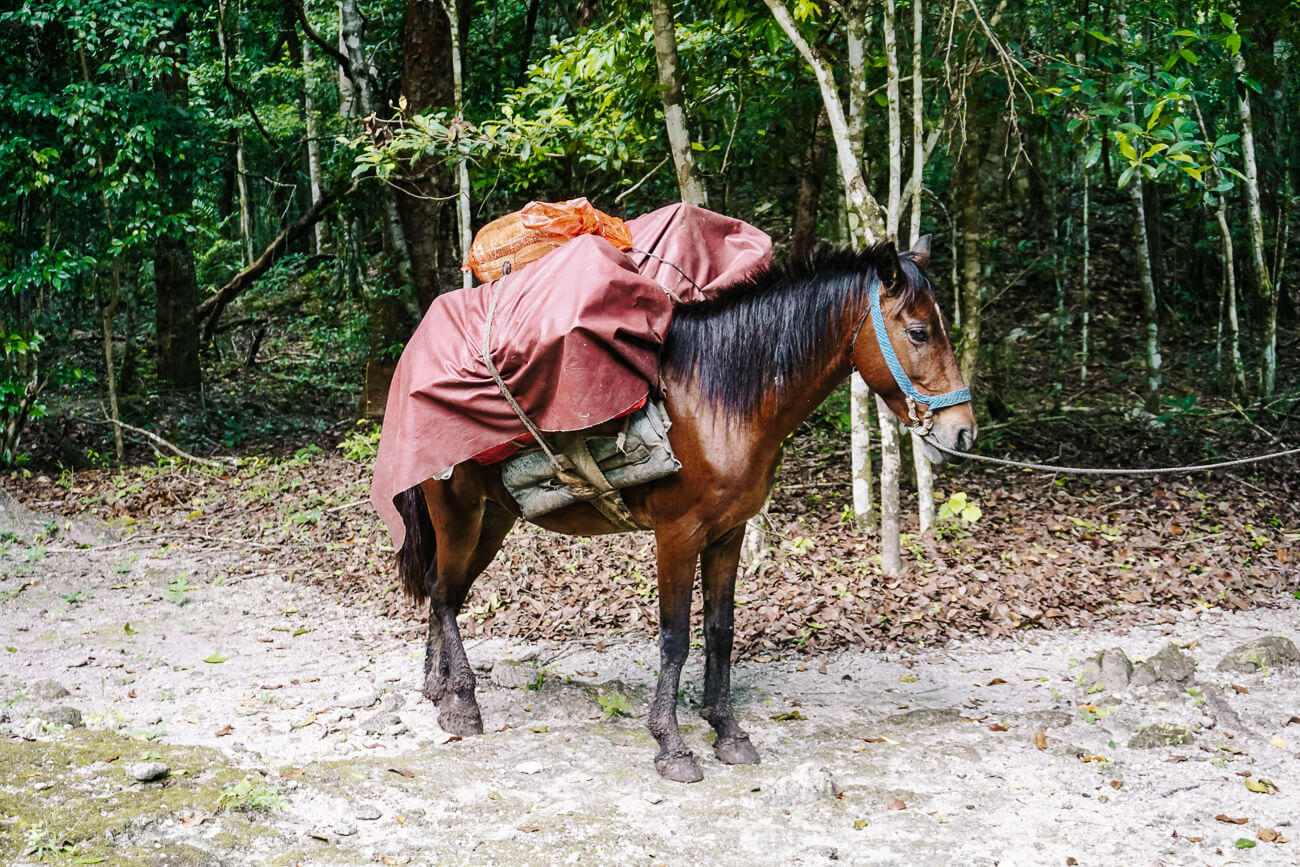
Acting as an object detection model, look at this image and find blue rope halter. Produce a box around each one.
[854,276,971,435]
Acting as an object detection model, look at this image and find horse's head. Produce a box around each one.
[851,236,977,464]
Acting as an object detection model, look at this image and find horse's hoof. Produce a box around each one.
[436,694,484,737]
[654,751,703,783]
[714,735,760,765]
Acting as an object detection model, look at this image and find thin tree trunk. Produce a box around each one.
[515,0,540,86]
[791,107,830,261]
[1079,147,1091,384]
[302,40,328,254]
[1117,11,1162,412]
[650,0,706,206]
[909,0,923,245]
[875,394,901,576]
[443,0,472,289]
[957,120,982,386]
[1234,50,1278,396]
[883,0,902,241]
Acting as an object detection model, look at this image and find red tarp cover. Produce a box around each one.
[370,203,772,547]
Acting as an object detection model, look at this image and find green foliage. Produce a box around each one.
[338,422,382,462]
[217,777,288,812]
[598,690,632,720]
[937,492,982,533]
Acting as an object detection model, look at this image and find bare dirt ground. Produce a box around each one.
[3,491,1300,867]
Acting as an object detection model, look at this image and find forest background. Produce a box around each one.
[0,0,1296,650]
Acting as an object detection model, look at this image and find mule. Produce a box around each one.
[394,236,976,782]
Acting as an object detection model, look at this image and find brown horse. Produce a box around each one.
[393,236,976,782]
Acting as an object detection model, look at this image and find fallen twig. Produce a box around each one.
[78,417,237,469]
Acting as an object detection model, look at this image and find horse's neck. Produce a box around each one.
[759,333,856,444]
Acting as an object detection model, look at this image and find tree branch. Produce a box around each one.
[292,0,357,87]
[197,180,357,341]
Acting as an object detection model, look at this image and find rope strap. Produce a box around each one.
[929,442,1300,476]
[480,265,568,474]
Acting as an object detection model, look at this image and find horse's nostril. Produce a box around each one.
[956,426,977,452]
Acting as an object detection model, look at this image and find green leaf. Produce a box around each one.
[1225,33,1241,55]
[1215,133,1240,148]
[1178,48,1199,66]
[1235,838,1256,849]
[1118,165,1136,188]
[124,623,137,635]
[1084,140,1102,168]
[204,652,227,664]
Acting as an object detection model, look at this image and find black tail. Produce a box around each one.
[395,485,436,602]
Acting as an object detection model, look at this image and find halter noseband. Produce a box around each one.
[852,276,971,437]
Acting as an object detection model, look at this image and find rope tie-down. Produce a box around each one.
[480,264,647,531]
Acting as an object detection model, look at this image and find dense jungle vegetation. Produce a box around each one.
[1,0,1295,486]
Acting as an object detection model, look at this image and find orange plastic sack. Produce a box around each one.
[464,197,633,282]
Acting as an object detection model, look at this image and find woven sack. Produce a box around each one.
[464,197,633,282]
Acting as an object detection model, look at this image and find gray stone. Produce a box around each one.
[334,821,357,837]
[130,762,170,782]
[336,688,382,709]
[42,706,83,728]
[1128,722,1196,749]
[515,760,544,775]
[1216,637,1300,674]
[1132,644,1196,689]
[765,763,840,807]
[884,707,961,728]
[360,712,401,734]
[492,659,540,690]
[354,803,382,821]
[32,680,69,701]
[1080,648,1133,694]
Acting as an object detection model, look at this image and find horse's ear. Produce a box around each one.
[878,241,902,295]
[909,234,932,270]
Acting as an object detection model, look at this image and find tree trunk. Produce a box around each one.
[302,39,329,255]
[153,15,202,391]
[791,107,830,261]
[1234,50,1278,396]
[875,394,902,576]
[443,0,473,290]
[957,120,982,387]
[906,0,932,532]
[1116,11,1161,412]
[1079,144,1091,385]
[909,0,923,245]
[883,0,902,242]
[650,0,706,206]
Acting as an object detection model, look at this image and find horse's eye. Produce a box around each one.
[907,327,930,344]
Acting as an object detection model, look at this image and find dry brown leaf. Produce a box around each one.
[215,724,233,737]
[1080,755,1108,763]
[887,798,906,811]
[1215,814,1249,825]
[1258,828,1281,843]
[988,724,1008,732]
[517,825,542,833]
[1231,684,1249,694]
[1109,780,1123,789]
[1034,731,1047,750]
[388,767,415,778]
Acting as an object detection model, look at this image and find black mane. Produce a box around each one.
[661,244,931,419]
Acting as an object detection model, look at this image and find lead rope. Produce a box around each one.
[480,264,567,475]
[927,441,1300,476]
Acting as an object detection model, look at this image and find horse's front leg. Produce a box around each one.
[699,526,760,765]
[647,536,703,783]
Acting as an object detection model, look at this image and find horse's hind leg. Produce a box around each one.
[699,527,760,765]
[647,537,704,783]
[421,490,515,736]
